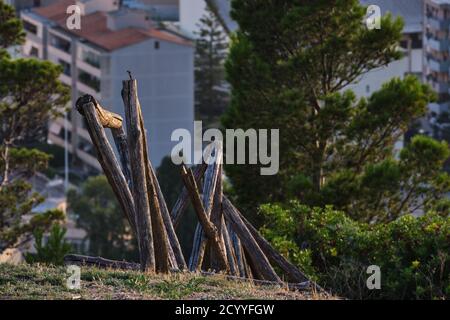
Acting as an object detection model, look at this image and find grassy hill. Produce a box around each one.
[0,263,332,300]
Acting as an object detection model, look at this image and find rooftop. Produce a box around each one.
[32,0,192,51]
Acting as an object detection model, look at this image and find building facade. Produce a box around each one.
[20,0,194,173]
[423,0,450,141]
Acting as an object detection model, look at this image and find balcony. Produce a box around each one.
[427,16,450,30]
[83,55,100,69]
[432,81,449,94]
[427,37,450,52]
[78,70,101,93]
[428,57,450,73]
[50,34,71,54]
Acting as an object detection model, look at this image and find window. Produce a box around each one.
[366,85,370,94]
[29,46,39,57]
[50,34,71,53]
[81,49,100,68]
[410,33,422,49]
[58,59,71,76]
[78,69,101,92]
[23,20,37,35]
[154,41,160,50]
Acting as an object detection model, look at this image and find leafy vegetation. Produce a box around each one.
[0,2,69,251]
[260,203,449,299]
[25,224,72,266]
[222,0,448,225]
[67,175,138,261]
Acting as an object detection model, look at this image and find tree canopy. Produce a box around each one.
[222,0,448,223]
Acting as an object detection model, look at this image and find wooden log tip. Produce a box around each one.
[75,94,97,115]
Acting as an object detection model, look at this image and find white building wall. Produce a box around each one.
[104,39,195,167]
[179,0,207,37]
[345,47,422,99]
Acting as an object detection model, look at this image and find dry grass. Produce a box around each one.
[0,263,334,300]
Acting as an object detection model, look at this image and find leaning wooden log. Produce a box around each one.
[171,163,207,229]
[222,198,282,283]
[75,97,136,234]
[221,218,239,276]
[189,142,223,271]
[149,166,186,270]
[230,227,247,278]
[132,85,172,273]
[181,165,229,272]
[111,127,132,186]
[64,254,140,270]
[122,80,156,272]
[76,95,123,129]
[224,197,308,283]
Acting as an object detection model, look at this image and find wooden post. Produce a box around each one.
[111,127,131,186]
[230,227,247,278]
[149,166,186,270]
[180,165,229,272]
[122,80,155,272]
[225,196,308,283]
[171,163,207,228]
[188,142,223,271]
[75,98,136,234]
[221,218,239,276]
[136,102,172,273]
[222,197,281,283]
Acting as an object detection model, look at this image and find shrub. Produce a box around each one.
[260,202,449,299]
[25,223,72,266]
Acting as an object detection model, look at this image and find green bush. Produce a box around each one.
[260,202,449,299]
[25,223,72,266]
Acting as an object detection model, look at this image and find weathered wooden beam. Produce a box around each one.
[149,166,186,270]
[210,164,237,274]
[76,95,123,129]
[189,142,223,271]
[229,227,245,277]
[222,197,281,283]
[122,80,156,272]
[221,218,239,276]
[75,98,136,234]
[111,127,131,186]
[181,165,229,272]
[133,91,172,273]
[64,254,140,270]
[241,248,253,280]
[225,196,308,283]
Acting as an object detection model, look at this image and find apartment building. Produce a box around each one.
[344,0,424,99]
[123,0,179,21]
[20,0,194,172]
[424,1,450,122]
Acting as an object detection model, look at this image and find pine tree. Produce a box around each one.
[0,0,25,58]
[0,2,69,251]
[223,0,449,224]
[194,5,229,127]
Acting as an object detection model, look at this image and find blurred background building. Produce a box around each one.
[19,0,194,174]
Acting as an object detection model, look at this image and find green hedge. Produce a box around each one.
[260,202,449,299]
